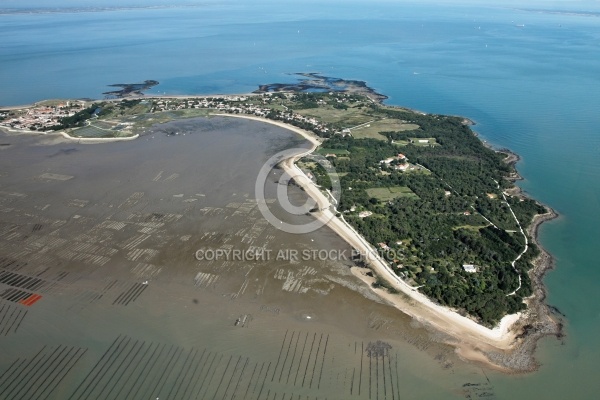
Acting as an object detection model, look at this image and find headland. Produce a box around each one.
[0,76,562,371]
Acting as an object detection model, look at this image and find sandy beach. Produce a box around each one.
[59,131,140,142]
[215,113,560,371]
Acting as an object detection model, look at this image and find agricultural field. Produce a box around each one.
[295,105,372,127]
[112,100,152,116]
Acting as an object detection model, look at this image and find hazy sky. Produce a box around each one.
[2,0,599,9]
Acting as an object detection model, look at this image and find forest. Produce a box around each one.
[290,93,547,326]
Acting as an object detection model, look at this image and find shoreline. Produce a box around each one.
[213,113,560,372]
[58,131,140,142]
[0,125,139,143]
[484,208,561,371]
[2,97,561,372]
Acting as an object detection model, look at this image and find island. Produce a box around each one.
[0,76,561,371]
[102,80,159,98]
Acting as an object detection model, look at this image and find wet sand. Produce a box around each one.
[0,118,504,399]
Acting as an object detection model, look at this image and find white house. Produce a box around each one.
[462,264,477,273]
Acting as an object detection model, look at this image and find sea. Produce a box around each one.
[1,1,600,398]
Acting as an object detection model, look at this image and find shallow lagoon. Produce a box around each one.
[0,117,498,399]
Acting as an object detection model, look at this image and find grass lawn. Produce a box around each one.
[366,186,419,201]
[70,123,134,138]
[295,105,372,126]
[113,102,152,117]
[71,125,106,138]
[90,120,115,130]
[408,137,439,146]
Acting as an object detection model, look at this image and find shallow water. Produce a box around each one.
[0,117,495,399]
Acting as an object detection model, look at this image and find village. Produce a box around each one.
[0,91,401,142]
[0,101,86,131]
[148,94,336,136]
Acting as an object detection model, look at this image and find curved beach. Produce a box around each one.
[217,113,560,371]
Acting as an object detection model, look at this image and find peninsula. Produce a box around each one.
[0,77,561,371]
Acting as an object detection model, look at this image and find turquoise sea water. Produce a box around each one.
[1,1,600,398]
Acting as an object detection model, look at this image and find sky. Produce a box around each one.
[1,0,600,9]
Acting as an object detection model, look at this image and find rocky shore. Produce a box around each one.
[484,208,561,372]
[254,72,389,103]
[102,79,159,98]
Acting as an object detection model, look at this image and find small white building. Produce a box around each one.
[462,264,477,273]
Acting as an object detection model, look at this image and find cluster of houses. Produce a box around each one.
[278,112,330,134]
[2,92,355,136]
[379,153,410,171]
[150,95,333,136]
[150,96,252,113]
[380,241,479,275]
[0,101,86,131]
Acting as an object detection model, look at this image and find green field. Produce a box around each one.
[408,137,438,146]
[71,125,111,138]
[296,106,371,127]
[350,119,419,140]
[130,109,213,133]
[115,102,152,116]
[366,186,419,201]
[90,121,116,130]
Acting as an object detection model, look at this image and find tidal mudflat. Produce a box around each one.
[0,117,498,399]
